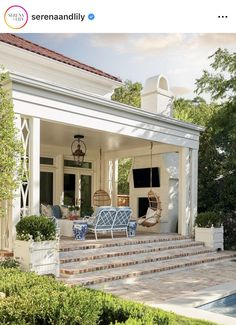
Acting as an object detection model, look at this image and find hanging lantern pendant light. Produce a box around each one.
[71,134,87,167]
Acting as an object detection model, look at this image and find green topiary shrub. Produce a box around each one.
[15,215,56,241]
[195,211,222,228]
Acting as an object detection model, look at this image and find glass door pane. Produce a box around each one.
[80,175,92,217]
[40,172,53,205]
[64,174,76,206]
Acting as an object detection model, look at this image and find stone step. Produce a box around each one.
[60,239,203,264]
[60,247,212,276]
[60,246,213,275]
[60,234,189,252]
[59,251,236,286]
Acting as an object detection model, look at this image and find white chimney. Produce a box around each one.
[141,75,173,117]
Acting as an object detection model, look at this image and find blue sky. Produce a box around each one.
[20,33,236,100]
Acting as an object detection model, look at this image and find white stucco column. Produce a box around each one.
[178,147,190,235]
[190,149,198,232]
[107,157,118,206]
[113,159,119,206]
[55,154,64,205]
[178,147,199,236]
[103,152,109,198]
[29,117,40,215]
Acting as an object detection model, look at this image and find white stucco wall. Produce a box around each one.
[129,152,179,233]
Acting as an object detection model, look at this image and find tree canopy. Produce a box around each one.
[111,80,142,108]
[173,97,218,126]
[0,71,23,217]
[118,158,132,195]
[195,48,236,103]
[195,49,236,213]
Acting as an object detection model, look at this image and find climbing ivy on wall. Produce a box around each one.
[0,69,23,217]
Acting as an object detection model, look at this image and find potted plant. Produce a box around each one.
[14,215,59,276]
[195,211,224,251]
[67,205,80,220]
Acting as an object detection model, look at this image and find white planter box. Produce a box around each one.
[195,226,224,251]
[14,239,59,276]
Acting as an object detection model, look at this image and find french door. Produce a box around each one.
[64,170,92,217]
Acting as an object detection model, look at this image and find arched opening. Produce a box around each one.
[159,76,169,91]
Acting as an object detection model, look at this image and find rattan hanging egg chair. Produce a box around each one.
[138,142,162,227]
[93,148,111,207]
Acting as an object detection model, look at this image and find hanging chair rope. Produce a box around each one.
[93,148,111,207]
[139,142,162,227]
[150,142,153,188]
[99,148,102,189]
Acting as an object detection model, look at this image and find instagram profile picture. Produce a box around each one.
[4,5,28,29]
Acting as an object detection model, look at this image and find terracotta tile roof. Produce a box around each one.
[0,33,122,82]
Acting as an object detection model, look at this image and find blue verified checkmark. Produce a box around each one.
[88,13,95,20]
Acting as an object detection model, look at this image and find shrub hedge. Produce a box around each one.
[222,211,236,250]
[94,290,215,325]
[0,268,216,325]
[194,211,222,228]
[0,269,101,325]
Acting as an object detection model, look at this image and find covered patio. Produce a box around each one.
[0,34,202,251]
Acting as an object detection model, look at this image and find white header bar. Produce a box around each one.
[0,0,235,33]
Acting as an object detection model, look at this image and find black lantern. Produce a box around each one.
[71,135,87,167]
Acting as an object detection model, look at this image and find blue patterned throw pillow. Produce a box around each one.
[52,205,62,219]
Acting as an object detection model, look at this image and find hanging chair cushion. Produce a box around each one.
[40,203,52,217]
[138,206,162,227]
[146,207,156,219]
[138,208,157,225]
[60,205,69,219]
